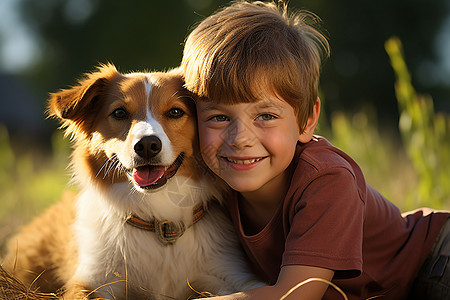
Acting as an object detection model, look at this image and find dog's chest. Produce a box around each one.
[117,227,206,298]
[107,222,221,299]
[75,190,221,299]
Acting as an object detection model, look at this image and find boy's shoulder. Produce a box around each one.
[295,136,360,176]
[292,136,367,200]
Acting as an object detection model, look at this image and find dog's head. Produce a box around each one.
[48,64,210,195]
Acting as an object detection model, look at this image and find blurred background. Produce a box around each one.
[0,0,449,249]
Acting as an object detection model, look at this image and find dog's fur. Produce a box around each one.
[1,64,263,299]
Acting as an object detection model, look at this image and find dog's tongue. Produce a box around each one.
[133,166,165,187]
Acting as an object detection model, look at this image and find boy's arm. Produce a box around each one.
[208,265,335,300]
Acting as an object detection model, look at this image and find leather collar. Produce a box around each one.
[126,205,205,245]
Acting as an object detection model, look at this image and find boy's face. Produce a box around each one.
[196,96,302,197]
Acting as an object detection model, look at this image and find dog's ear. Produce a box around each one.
[47,63,119,124]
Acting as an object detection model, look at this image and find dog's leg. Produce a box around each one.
[63,280,92,299]
[1,192,77,293]
[197,204,266,295]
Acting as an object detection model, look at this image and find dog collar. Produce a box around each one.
[126,205,205,245]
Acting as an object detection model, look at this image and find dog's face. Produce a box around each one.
[48,64,204,192]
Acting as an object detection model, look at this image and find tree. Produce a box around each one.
[14,0,450,130]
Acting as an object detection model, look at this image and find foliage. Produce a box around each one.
[0,127,72,251]
[6,0,449,132]
[385,37,450,209]
[0,37,449,252]
[318,108,418,211]
[316,37,450,211]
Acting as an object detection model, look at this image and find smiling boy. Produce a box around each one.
[181,1,450,299]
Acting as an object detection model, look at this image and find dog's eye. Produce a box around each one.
[166,107,185,119]
[111,108,129,120]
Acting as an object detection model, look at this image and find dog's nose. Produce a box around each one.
[134,135,162,159]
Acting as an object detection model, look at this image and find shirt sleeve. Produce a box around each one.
[282,166,364,279]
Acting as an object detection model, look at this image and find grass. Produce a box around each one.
[0,37,449,255]
[385,37,450,210]
[0,128,73,252]
[0,265,59,299]
[316,36,450,212]
[319,109,419,211]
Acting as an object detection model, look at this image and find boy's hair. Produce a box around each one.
[181,0,329,133]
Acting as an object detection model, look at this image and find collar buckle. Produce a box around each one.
[155,220,186,245]
[126,204,205,245]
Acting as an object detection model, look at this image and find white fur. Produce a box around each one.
[129,118,174,166]
[67,72,265,299]
[72,182,262,299]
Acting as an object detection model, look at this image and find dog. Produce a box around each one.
[1,64,263,299]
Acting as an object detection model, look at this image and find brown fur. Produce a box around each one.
[2,65,199,297]
[2,192,77,293]
[1,64,261,299]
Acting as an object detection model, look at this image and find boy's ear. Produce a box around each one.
[298,98,320,143]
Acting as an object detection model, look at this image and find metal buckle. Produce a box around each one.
[155,220,186,245]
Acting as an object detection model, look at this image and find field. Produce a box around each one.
[0,37,449,253]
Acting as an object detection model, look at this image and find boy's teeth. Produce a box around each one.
[227,158,262,164]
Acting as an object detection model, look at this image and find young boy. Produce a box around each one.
[181,1,450,299]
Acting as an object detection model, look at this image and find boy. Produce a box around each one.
[181,1,450,299]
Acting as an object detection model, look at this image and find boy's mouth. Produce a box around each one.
[221,156,267,167]
[224,157,264,164]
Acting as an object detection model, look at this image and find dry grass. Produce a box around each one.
[0,265,214,300]
[0,266,352,300]
[0,265,59,300]
[279,277,348,300]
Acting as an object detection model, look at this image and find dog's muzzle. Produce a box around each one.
[134,135,162,160]
[129,135,184,190]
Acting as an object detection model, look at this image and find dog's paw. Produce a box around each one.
[63,281,92,300]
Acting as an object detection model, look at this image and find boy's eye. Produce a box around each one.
[209,115,229,122]
[166,107,185,119]
[256,113,276,121]
[111,108,129,120]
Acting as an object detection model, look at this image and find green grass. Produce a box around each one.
[315,37,450,212]
[318,109,419,212]
[0,37,449,252]
[385,37,450,210]
[0,128,73,251]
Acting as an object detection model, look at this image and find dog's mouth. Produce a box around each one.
[130,153,184,190]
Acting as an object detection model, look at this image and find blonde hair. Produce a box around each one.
[181,1,329,132]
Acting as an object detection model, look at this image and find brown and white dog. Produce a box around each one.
[1,64,263,299]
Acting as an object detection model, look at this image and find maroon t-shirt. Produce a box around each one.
[227,137,449,300]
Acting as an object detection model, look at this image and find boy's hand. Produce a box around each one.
[200,265,334,300]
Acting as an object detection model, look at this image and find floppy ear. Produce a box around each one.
[47,63,119,128]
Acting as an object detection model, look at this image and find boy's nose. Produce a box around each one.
[226,119,256,148]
